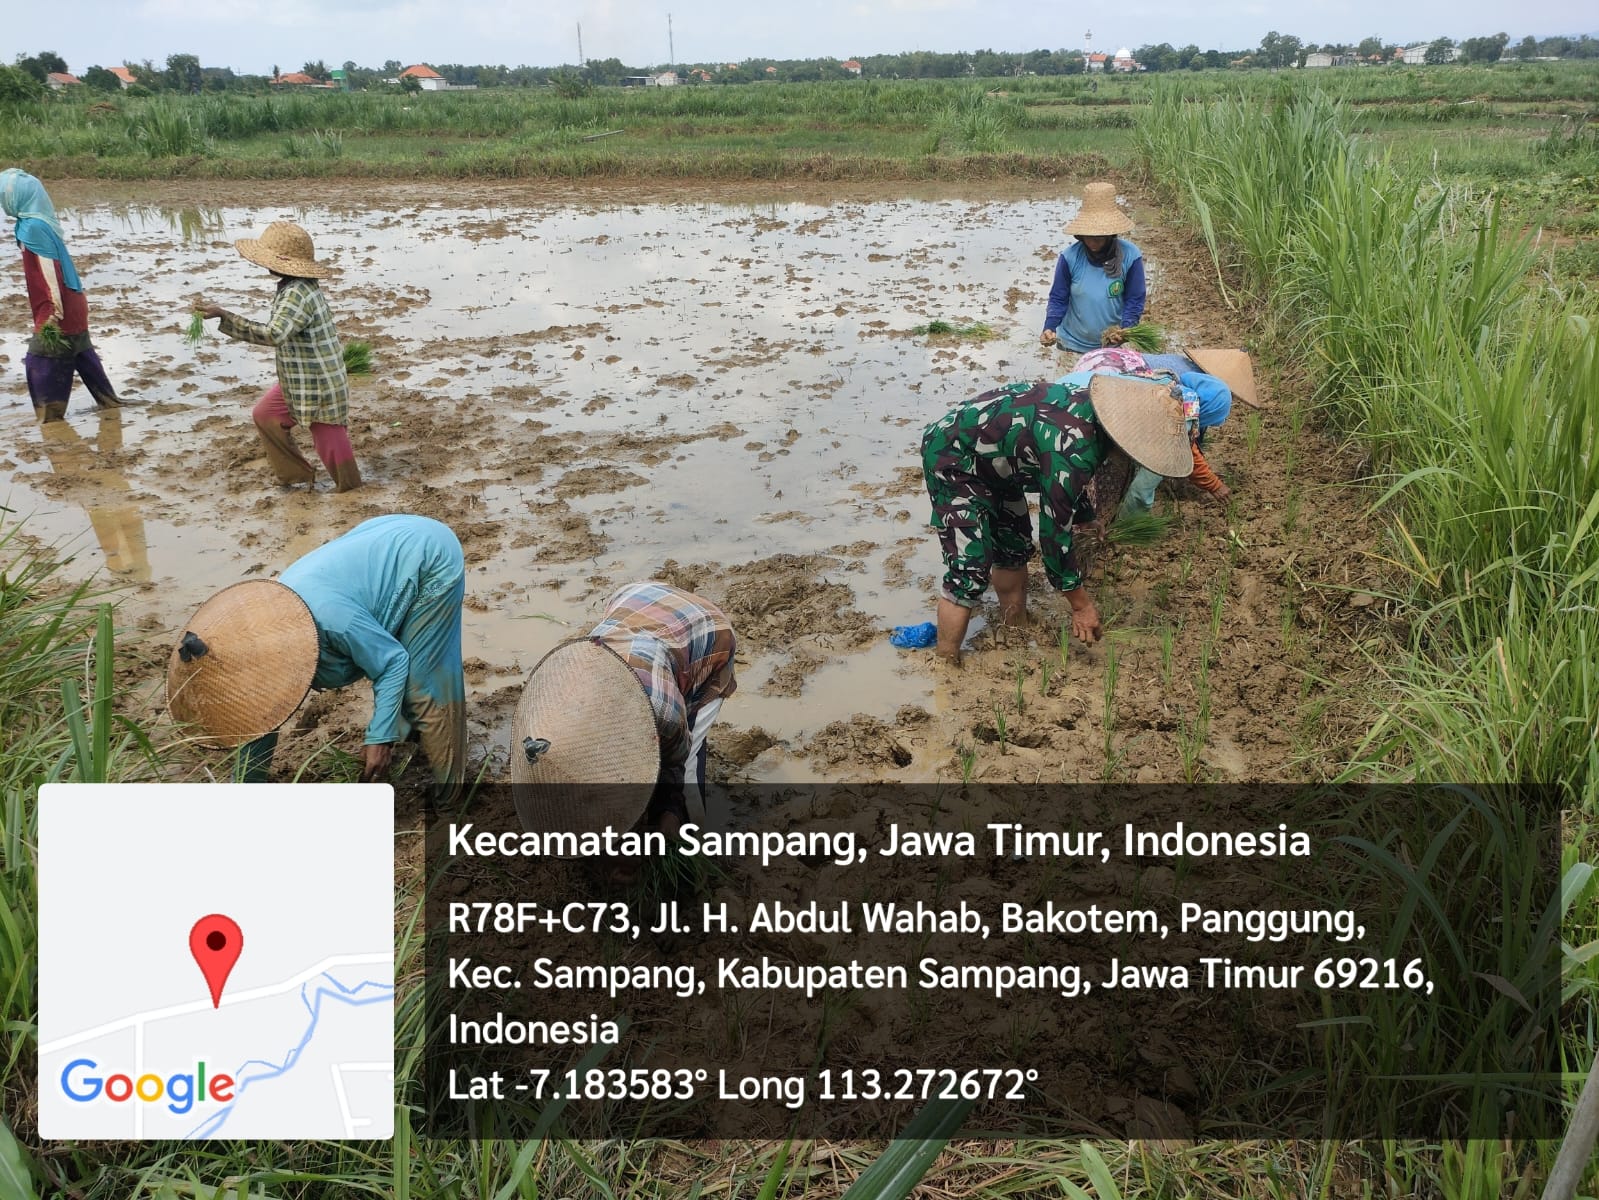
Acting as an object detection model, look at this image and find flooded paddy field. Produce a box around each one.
[1,180,1379,791]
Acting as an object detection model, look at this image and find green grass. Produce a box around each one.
[3,64,1594,188]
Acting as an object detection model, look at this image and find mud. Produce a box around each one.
[2,179,1376,788]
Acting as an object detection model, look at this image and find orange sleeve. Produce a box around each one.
[1188,443,1226,494]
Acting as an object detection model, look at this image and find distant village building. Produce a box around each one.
[1111,47,1139,72]
[271,71,332,88]
[652,71,680,86]
[1304,52,1354,68]
[764,66,777,75]
[1086,52,1109,72]
[841,59,862,75]
[398,64,447,90]
[46,72,82,90]
[622,75,651,87]
[1401,44,1429,63]
[689,68,713,82]
[109,66,137,89]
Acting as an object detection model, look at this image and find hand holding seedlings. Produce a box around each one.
[184,312,206,347]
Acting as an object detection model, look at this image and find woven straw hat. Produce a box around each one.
[1088,374,1193,477]
[510,639,662,838]
[167,581,319,748]
[1064,181,1134,237]
[1188,348,1262,409]
[235,221,332,279]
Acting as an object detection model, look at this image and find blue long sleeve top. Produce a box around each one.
[278,515,462,745]
[1043,238,1147,352]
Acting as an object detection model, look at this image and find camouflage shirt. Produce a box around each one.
[922,380,1106,592]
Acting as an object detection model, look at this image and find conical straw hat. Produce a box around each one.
[1088,374,1193,478]
[1188,347,1262,409]
[510,639,661,839]
[1064,181,1134,237]
[167,580,319,748]
[235,221,332,279]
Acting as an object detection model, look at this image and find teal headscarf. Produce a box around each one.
[0,168,82,292]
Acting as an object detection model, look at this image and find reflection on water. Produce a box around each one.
[35,410,151,582]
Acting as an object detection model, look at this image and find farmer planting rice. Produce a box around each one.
[1,169,125,422]
[194,220,362,492]
[167,514,466,802]
[1057,345,1252,513]
[1039,181,1148,355]
[920,374,1191,664]
[511,581,737,842]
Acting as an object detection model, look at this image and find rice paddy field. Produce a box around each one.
[2,60,1598,1199]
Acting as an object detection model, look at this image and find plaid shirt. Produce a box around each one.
[219,279,349,426]
[587,582,738,780]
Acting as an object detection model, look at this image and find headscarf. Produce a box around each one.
[0,168,82,292]
[1080,234,1125,283]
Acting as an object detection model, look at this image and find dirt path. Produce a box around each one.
[1,178,1380,795]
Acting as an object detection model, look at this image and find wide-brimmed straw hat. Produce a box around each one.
[1088,374,1193,477]
[1188,347,1262,409]
[167,580,319,748]
[1064,181,1134,237]
[234,221,332,279]
[510,639,661,838]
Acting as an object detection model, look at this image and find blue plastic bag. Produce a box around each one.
[889,621,937,649]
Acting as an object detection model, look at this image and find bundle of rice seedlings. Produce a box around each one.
[184,312,206,348]
[343,341,372,375]
[37,322,73,354]
[1104,321,1166,352]
[912,319,997,341]
[1106,509,1176,547]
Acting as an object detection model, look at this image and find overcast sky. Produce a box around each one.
[9,0,1592,75]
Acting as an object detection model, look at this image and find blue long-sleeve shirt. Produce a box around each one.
[278,515,464,745]
[1043,238,1147,352]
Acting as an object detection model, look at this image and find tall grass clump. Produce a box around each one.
[1137,87,1599,810]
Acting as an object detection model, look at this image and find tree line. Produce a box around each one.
[4,30,1596,101]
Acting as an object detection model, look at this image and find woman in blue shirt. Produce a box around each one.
[1040,181,1147,355]
[167,515,466,803]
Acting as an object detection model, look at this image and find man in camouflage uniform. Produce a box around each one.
[921,380,1127,664]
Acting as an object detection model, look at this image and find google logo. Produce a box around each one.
[60,1059,235,1115]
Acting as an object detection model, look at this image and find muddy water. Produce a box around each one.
[2,185,1109,772]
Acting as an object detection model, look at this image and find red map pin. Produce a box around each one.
[189,914,243,1009]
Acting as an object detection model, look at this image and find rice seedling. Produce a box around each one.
[1037,658,1053,696]
[910,319,995,340]
[958,743,976,785]
[1158,625,1175,683]
[1107,320,1165,351]
[1100,643,1119,778]
[184,311,206,347]
[36,322,72,354]
[343,340,373,374]
[992,705,1008,753]
[1106,509,1176,547]
[1013,660,1027,713]
[1244,410,1263,465]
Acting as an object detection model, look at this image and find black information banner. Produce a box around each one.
[421,783,1562,1140]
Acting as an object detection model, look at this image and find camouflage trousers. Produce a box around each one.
[921,438,1037,609]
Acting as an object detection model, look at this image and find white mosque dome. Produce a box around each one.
[1115,47,1132,57]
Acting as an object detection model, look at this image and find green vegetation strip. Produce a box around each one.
[1137,88,1599,802]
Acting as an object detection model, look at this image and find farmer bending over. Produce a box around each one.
[511,581,738,843]
[167,514,466,803]
[921,375,1191,665]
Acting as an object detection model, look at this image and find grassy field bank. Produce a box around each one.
[2,64,1595,275]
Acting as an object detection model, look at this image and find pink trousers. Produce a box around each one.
[251,384,361,493]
